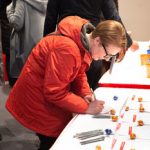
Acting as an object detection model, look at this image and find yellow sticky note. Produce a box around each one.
[146,65,150,78]
[140,54,150,65]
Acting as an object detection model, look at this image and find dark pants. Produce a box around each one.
[0,134,2,141]
[86,59,110,90]
[36,133,57,150]
[0,8,17,86]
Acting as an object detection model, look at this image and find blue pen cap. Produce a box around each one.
[147,49,150,54]
[105,129,112,135]
[113,96,118,101]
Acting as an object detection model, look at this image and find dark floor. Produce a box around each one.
[0,84,39,150]
[0,25,39,150]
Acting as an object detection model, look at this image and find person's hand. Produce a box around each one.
[130,41,139,52]
[85,100,105,115]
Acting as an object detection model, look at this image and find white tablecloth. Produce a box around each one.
[99,41,150,86]
[50,88,150,150]
[50,41,150,150]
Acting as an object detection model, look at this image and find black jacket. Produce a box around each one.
[0,0,12,10]
[44,0,132,48]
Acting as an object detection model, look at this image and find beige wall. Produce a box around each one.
[119,0,150,41]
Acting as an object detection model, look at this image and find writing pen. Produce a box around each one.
[90,88,96,101]
[90,89,112,115]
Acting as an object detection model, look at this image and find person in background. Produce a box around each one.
[0,0,15,86]
[43,0,139,90]
[6,16,127,150]
[0,0,12,141]
[6,0,48,86]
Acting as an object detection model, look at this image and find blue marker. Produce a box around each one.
[105,129,112,135]
[147,49,150,54]
[113,96,118,101]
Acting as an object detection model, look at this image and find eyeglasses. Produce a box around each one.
[102,44,118,61]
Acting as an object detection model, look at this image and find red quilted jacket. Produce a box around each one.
[6,16,92,137]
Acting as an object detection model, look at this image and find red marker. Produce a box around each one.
[111,138,117,149]
[128,126,132,135]
[115,123,121,131]
[120,141,125,150]
[140,103,143,107]
[131,95,135,100]
[133,114,136,122]
[120,113,124,118]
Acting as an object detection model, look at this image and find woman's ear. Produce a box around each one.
[94,37,101,45]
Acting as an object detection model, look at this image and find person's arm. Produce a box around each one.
[43,38,90,113]
[71,68,92,98]
[41,35,105,115]
[6,0,25,31]
[43,0,59,36]
[102,0,132,48]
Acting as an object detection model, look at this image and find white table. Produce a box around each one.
[99,41,150,88]
[50,41,150,150]
[50,88,150,150]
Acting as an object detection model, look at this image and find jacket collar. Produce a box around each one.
[80,23,95,51]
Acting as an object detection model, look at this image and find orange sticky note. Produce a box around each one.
[146,65,150,78]
[140,54,150,65]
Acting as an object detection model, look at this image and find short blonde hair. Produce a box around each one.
[92,20,127,61]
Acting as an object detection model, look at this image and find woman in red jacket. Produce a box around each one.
[6,16,127,150]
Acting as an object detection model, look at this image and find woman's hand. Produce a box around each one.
[85,100,105,115]
[130,41,139,51]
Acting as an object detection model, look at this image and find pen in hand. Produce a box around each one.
[90,89,107,114]
[85,90,105,114]
[84,88,96,103]
[91,88,96,101]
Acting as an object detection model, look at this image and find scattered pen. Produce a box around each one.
[77,132,104,140]
[80,136,105,145]
[92,114,111,119]
[74,129,103,138]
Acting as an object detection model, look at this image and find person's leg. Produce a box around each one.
[36,133,57,150]
[1,8,17,86]
[0,134,2,141]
